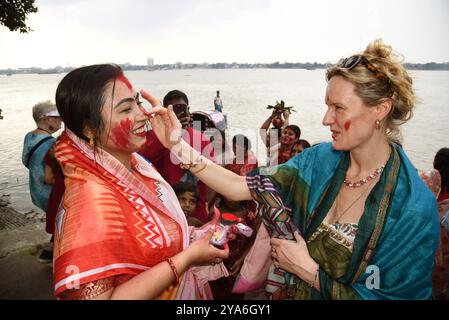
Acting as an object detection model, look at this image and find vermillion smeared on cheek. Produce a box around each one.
[116,74,133,91]
[111,118,133,148]
[344,120,351,131]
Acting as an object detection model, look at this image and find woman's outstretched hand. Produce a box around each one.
[140,89,183,149]
[188,228,230,266]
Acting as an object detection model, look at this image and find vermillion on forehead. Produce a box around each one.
[116,74,133,91]
[111,118,133,148]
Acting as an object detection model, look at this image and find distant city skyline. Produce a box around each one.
[1,0,448,69]
[2,59,449,72]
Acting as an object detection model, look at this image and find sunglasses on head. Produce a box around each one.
[337,55,390,84]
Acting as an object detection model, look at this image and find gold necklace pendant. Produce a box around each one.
[335,182,373,224]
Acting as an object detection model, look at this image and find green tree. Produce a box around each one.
[0,0,38,33]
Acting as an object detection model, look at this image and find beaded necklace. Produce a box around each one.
[343,164,385,188]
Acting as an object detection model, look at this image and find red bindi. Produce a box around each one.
[344,120,351,131]
[116,74,133,90]
[111,118,133,148]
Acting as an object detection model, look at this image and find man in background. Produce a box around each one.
[139,90,215,223]
[22,100,62,263]
[214,90,223,113]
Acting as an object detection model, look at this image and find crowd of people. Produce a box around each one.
[21,38,448,300]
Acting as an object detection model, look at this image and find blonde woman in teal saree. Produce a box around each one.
[145,39,440,300]
[246,141,438,299]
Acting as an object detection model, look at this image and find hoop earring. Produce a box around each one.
[375,119,381,130]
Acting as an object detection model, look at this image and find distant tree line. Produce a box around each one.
[405,62,449,71]
[2,62,449,75]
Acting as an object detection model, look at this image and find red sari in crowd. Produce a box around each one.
[225,150,258,176]
[53,130,227,299]
[420,169,449,299]
[435,189,449,299]
[44,147,65,235]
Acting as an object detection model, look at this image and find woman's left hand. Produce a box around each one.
[270,231,318,280]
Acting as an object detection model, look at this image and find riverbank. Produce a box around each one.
[0,194,55,299]
[0,195,48,258]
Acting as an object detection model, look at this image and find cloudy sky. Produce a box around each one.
[1,0,448,69]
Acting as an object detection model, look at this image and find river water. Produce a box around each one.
[1,69,448,212]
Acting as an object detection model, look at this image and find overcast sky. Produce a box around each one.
[1,0,448,69]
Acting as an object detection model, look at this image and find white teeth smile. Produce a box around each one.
[132,126,146,134]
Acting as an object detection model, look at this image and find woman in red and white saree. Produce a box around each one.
[53,64,228,300]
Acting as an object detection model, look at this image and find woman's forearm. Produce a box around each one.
[260,116,273,146]
[299,260,321,293]
[282,116,290,128]
[110,247,194,299]
[44,164,55,184]
[171,140,252,201]
[260,115,273,130]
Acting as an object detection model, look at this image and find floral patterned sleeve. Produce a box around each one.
[58,274,133,300]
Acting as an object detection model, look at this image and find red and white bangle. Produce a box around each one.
[165,257,179,286]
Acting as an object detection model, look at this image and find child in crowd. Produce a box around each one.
[173,182,203,227]
[208,194,261,300]
[290,139,311,157]
[226,134,258,176]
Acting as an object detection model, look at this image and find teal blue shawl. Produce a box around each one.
[247,142,439,299]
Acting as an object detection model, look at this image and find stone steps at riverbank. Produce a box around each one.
[0,195,54,299]
[0,194,49,258]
